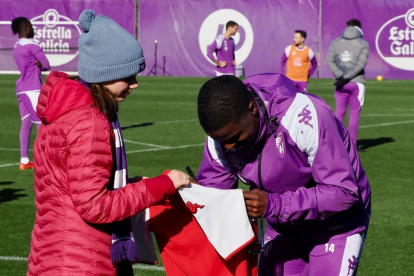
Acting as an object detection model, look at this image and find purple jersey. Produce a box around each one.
[197,73,371,244]
[207,34,235,75]
[13,38,50,93]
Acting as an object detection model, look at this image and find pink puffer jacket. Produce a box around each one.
[27,72,175,276]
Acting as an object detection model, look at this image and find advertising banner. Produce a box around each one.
[139,0,319,77]
[2,0,413,79]
[0,0,135,72]
[320,0,414,79]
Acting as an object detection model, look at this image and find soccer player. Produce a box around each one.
[207,21,238,76]
[196,74,371,276]
[327,19,369,152]
[11,17,50,169]
[279,30,317,92]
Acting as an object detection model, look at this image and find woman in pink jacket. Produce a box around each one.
[27,10,190,276]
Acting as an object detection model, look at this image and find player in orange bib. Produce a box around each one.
[279,30,318,93]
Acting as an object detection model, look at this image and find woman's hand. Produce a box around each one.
[167,170,190,189]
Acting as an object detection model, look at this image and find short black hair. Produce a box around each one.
[11,17,29,35]
[198,76,252,133]
[226,21,238,30]
[295,30,307,39]
[347,19,361,28]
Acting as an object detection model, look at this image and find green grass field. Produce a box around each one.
[0,74,413,275]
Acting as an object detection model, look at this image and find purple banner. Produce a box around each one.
[0,0,135,72]
[139,0,319,77]
[140,0,414,79]
[320,0,414,79]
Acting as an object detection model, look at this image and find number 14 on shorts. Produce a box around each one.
[325,243,335,252]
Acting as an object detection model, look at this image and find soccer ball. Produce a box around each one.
[377,75,383,81]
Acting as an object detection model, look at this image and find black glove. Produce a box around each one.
[334,75,350,90]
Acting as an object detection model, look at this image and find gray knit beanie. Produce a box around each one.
[78,9,145,83]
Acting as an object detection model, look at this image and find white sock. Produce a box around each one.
[20,157,30,164]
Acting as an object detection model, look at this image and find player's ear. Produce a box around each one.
[248,100,259,116]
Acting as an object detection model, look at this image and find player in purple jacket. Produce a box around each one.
[196,74,371,276]
[206,21,238,76]
[11,17,50,170]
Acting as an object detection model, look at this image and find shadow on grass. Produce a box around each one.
[121,122,154,130]
[357,137,396,150]
[0,188,27,204]
[0,181,14,185]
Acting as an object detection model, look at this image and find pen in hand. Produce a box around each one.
[185,166,199,183]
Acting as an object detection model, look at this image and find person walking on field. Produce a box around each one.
[27,10,190,276]
[327,19,369,152]
[11,17,50,170]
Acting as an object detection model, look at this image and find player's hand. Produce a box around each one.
[218,61,227,68]
[243,189,267,218]
[232,60,236,66]
[35,60,42,69]
[335,75,350,90]
[167,170,190,189]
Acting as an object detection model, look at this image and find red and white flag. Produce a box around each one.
[178,184,255,260]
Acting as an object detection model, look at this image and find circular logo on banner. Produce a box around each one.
[339,50,353,62]
[31,9,82,67]
[375,8,414,71]
[199,9,254,65]
[404,8,414,28]
[43,9,60,28]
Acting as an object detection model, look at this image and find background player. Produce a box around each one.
[279,30,317,92]
[326,19,369,152]
[11,17,50,170]
[207,21,238,76]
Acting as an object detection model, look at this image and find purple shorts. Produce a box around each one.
[259,229,368,276]
[17,92,41,123]
[292,81,308,93]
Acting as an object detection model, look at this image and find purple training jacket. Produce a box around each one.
[197,73,371,244]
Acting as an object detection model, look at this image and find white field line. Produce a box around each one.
[151,102,196,106]
[126,143,204,154]
[0,256,27,261]
[361,114,414,116]
[132,264,165,271]
[120,119,198,126]
[359,120,414,129]
[0,148,32,151]
[156,119,198,124]
[0,163,20,168]
[123,139,169,149]
[0,256,165,271]
[2,119,412,159]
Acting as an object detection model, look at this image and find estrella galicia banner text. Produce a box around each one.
[0,0,135,72]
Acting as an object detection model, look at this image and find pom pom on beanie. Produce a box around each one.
[78,9,95,33]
